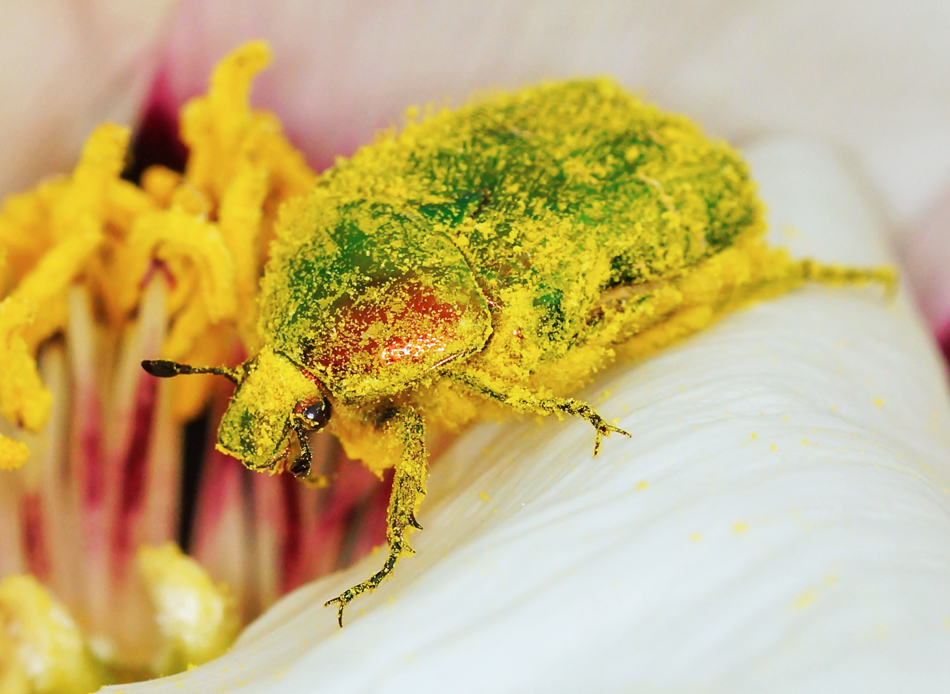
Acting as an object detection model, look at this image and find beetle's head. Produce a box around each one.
[141,346,330,479]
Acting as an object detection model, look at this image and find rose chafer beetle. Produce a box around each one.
[143,79,893,625]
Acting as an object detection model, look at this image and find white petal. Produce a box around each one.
[160,0,950,223]
[114,139,950,691]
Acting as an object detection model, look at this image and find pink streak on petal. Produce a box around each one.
[72,381,113,619]
[20,493,50,580]
[79,393,105,508]
[111,374,159,574]
[0,482,25,577]
[901,188,950,348]
[294,451,348,586]
[192,447,234,536]
[36,345,81,612]
[939,331,950,374]
[67,289,116,633]
[278,473,303,594]
[347,469,391,564]
[128,65,188,179]
[192,426,255,620]
[250,471,286,609]
[154,0,950,225]
[288,446,388,592]
[293,481,334,589]
[0,2,178,195]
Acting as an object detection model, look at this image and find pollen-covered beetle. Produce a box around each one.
[143,79,893,626]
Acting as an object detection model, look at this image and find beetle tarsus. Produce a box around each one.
[585,412,632,457]
[325,537,407,627]
[453,375,631,456]
[555,399,631,456]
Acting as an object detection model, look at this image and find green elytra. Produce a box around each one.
[144,79,893,625]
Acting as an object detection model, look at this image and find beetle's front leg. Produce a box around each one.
[325,408,427,626]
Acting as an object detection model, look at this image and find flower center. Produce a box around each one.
[0,42,389,689]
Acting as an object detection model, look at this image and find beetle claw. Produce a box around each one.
[591,419,631,457]
[324,594,349,627]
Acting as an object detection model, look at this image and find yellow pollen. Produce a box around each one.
[0,40,318,456]
[792,589,817,611]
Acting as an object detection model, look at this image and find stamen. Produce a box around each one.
[189,394,257,623]
[136,543,240,675]
[0,40,400,682]
[66,286,112,632]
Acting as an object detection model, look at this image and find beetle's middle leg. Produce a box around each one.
[324,408,427,626]
[451,372,630,456]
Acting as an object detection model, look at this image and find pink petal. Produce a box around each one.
[901,188,950,361]
[0,1,178,195]
[156,1,950,224]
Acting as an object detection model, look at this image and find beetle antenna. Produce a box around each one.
[141,359,240,384]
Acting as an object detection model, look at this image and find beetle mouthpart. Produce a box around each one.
[141,359,240,384]
[290,422,313,479]
[290,456,310,479]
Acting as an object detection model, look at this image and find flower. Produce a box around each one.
[0,41,390,689]
[2,2,950,691]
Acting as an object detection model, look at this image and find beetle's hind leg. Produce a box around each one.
[553,398,631,455]
[325,408,427,626]
[452,373,630,456]
[798,259,897,296]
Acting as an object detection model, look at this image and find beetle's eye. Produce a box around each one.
[295,397,331,431]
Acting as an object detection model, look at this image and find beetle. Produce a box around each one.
[142,78,893,626]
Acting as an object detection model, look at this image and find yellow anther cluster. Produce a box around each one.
[136,543,241,676]
[0,41,315,468]
[0,545,241,689]
[0,574,113,694]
